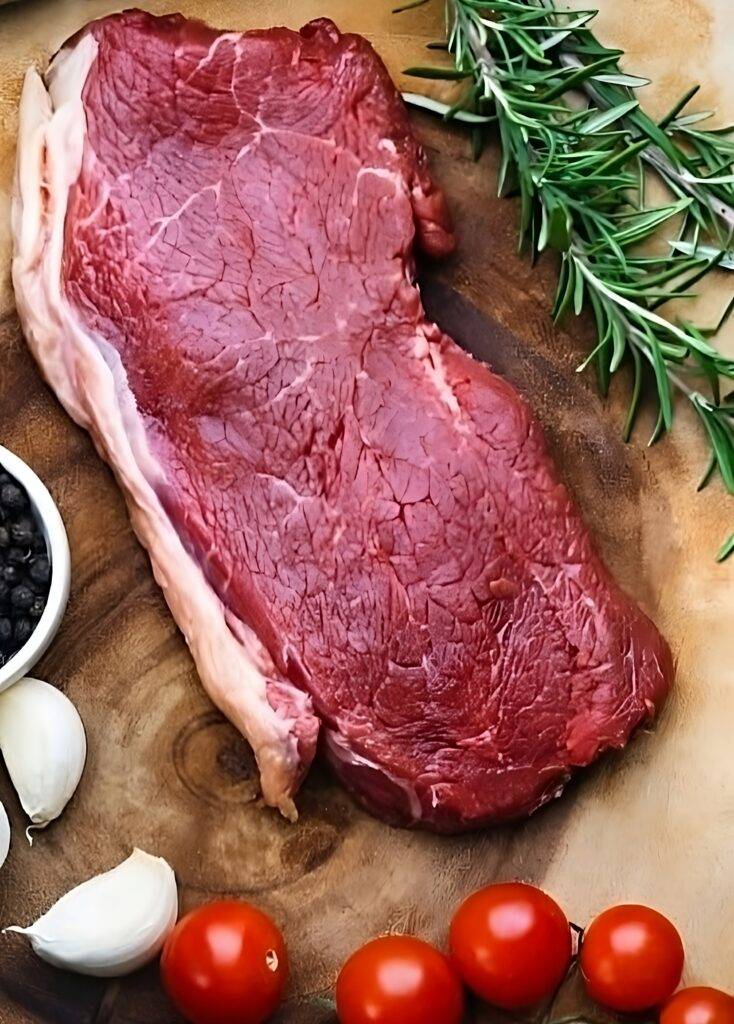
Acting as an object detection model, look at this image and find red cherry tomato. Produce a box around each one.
[160,900,288,1024]
[579,904,684,1013]
[448,881,572,1010]
[661,987,734,1024]
[335,935,464,1024]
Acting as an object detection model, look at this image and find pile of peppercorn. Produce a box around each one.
[0,466,51,668]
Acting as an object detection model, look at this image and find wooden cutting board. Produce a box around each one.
[0,2,732,1021]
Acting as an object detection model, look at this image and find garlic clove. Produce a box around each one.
[0,800,9,870]
[5,848,178,976]
[0,676,86,834]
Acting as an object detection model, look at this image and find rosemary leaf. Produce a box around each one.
[698,451,717,491]
[404,65,472,80]
[392,0,431,11]
[670,241,734,269]
[659,84,701,129]
[593,72,650,87]
[402,92,494,123]
[717,533,734,562]
[623,342,644,441]
[579,99,639,135]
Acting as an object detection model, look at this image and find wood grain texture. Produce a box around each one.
[0,1,732,1021]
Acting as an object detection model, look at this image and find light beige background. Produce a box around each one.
[0,0,732,1016]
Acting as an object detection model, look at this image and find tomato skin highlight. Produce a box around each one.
[579,904,684,1013]
[160,900,288,1024]
[335,935,464,1024]
[661,987,734,1024]
[448,881,572,1010]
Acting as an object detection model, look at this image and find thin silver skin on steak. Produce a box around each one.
[12,11,672,831]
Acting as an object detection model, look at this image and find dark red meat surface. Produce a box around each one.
[60,11,672,831]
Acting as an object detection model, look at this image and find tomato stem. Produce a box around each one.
[569,921,585,944]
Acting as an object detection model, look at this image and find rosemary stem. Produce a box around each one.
[452,0,502,103]
[642,148,734,233]
[574,246,701,402]
[571,253,706,348]
[557,52,734,233]
[628,327,699,401]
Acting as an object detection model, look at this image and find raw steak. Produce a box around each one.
[12,11,672,832]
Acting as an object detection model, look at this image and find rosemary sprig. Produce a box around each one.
[398,0,734,561]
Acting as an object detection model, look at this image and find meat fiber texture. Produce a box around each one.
[12,10,672,832]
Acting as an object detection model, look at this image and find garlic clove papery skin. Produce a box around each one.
[5,848,178,976]
[0,800,9,869]
[0,676,86,831]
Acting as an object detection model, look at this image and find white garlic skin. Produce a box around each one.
[0,676,86,830]
[0,800,9,869]
[5,848,178,976]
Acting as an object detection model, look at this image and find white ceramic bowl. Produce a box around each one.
[0,445,70,692]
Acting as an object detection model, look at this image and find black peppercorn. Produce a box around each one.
[2,565,20,586]
[10,517,35,547]
[10,585,34,612]
[12,617,34,647]
[0,526,9,549]
[6,547,28,567]
[29,556,52,586]
[0,483,27,514]
[0,618,11,647]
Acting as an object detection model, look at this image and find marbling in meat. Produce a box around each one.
[12,11,672,831]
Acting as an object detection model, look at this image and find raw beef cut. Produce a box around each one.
[12,10,673,831]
